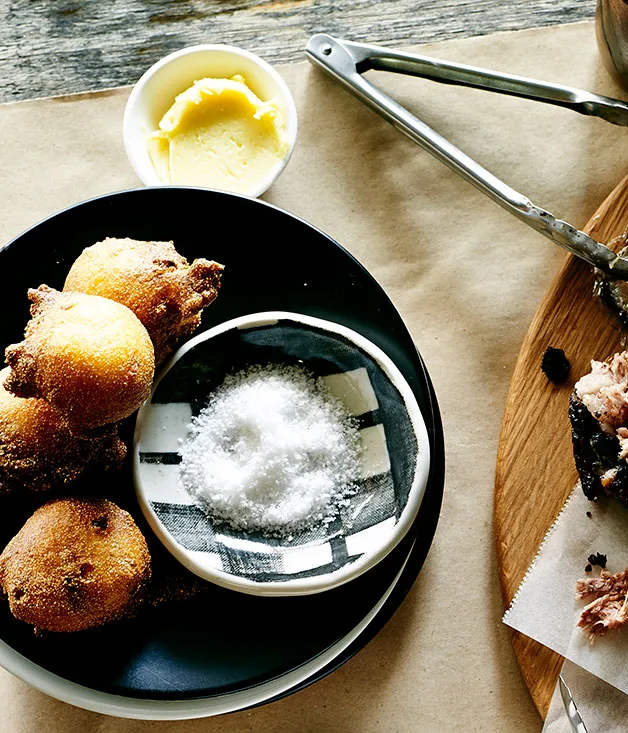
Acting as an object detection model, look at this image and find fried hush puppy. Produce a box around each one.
[0,368,125,494]
[0,498,151,633]
[5,286,155,429]
[64,237,224,363]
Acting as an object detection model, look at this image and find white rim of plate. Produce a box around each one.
[134,311,431,596]
[0,542,413,720]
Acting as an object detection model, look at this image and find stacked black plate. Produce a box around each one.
[0,188,444,719]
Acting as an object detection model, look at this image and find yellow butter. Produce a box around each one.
[148,75,289,193]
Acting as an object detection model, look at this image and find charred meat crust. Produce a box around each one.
[569,392,628,504]
[599,278,628,330]
[570,393,615,500]
[541,347,570,384]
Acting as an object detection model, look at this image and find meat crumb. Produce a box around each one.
[588,552,608,569]
[541,347,570,384]
[585,564,592,572]
[586,511,592,518]
[577,568,628,638]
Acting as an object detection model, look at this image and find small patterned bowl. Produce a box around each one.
[134,311,430,596]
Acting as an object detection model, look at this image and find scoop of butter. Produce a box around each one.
[148,75,289,194]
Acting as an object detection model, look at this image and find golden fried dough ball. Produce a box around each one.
[0,498,151,632]
[5,286,155,429]
[64,237,224,363]
[0,368,125,494]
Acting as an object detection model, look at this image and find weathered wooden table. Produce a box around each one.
[2,0,594,104]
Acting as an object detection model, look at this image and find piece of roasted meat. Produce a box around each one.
[63,237,224,364]
[570,351,628,505]
[4,285,155,430]
[576,568,628,639]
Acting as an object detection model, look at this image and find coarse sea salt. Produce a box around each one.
[178,364,361,538]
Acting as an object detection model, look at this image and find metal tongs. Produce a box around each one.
[559,675,589,733]
[306,34,628,279]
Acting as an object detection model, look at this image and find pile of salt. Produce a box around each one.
[178,364,361,537]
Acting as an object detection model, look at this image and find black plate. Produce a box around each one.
[0,188,444,703]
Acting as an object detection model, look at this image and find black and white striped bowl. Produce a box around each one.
[134,311,430,596]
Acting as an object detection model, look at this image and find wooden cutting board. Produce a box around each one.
[495,173,628,717]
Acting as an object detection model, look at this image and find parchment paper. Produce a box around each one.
[0,20,627,733]
[506,487,628,687]
[542,659,628,733]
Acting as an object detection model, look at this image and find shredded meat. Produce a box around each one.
[576,568,628,638]
[618,427,628,460]
[575,352,628,431]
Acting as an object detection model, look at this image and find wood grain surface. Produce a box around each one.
[0,0,595,104]
[495,174,628,717]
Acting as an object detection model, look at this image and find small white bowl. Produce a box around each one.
[134,312,431,597]
[123,45,298,197]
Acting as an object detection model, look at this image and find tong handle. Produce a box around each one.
[338,37,628,127]
[306,33,628,279]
